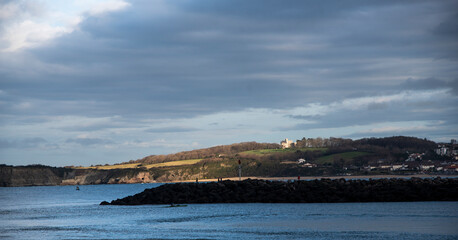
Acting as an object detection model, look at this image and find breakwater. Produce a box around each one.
[101,177,458,205]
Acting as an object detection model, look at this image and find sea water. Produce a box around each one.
[1,183,457,240]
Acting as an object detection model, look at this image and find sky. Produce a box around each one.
[0,0,457,167]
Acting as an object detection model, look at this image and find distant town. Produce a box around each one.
[279,137,458,175]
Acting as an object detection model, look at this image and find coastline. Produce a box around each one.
[103,177,458,205]
[170,174,456,183]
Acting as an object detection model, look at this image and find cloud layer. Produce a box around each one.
[0,0,457,166]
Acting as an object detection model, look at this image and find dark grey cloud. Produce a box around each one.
[145,126,198,133]
[0,137,47,149]
[399,78,449,91]
[1,0,457,158]
[65,138,113,146]
[285,115,322,121]
[282,95,458,132]
[343,121,458,140]
[450,80,458,95]
[4,0,452,120]
[398,78,458,96]
[433,12,458,43]
[59,121,134,132]
[344,130,439,140]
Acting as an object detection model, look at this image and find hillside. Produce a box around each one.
[1,136,455,187]
[131,142,280,164]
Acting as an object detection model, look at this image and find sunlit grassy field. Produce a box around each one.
[76,159,203,170]
[75,163,140,170]
[143,159,203,168]
[242,148,328,155]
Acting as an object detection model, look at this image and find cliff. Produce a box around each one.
[0,165,161,187]
[0,165,69,187]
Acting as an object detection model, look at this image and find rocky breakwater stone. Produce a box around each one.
[100,177,458,205]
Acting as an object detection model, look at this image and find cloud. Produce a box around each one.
[2,20,71,52]
[281,89,456,131]
[57,116,134,132]
[1,0,457,166]
[88,0,130,16]
[433,12,458,59]
[65,137,113,146]
[0,0,130,52]
[399,78,450,91]
[3,1,456,116]
[357,126,436,134]
[0,137,47,149]
[342,121,448,139]
[122,139,199,149]
[145,126,198,133]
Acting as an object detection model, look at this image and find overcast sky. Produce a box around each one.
[1,0,457,166]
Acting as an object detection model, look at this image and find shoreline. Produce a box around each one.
[3,174,456,187]
[170,174,456,183]
[103,177,458,205]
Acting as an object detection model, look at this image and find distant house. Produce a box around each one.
[377,164,409,171]
[420,164,435,171]
[297,158,306,164]
[281,138,294,149]
[361,166,377,171]
[391,164,408,171]
[380,165,391,169]
[406,153,424,162]
[445,165,458,172]
[297,158,316,167]
[303,162,317,168]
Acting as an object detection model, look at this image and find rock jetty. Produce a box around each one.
[101,178,458,205]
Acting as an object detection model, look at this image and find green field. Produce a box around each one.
[316,151,370,164]
[241,148,327,155]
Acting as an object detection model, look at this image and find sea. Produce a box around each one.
[1,183,457,240]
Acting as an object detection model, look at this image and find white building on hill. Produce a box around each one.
[281,138,294,148]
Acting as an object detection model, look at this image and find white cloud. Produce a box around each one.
[87,0,130,16]
[290,89,448,117]
[3,20,71,52]
[0,1,44,20]
[0,0,130,52]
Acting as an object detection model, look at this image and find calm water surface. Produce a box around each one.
[1,183,457,239]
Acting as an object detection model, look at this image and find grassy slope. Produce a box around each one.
[176,158,329,179]
[67,136,437,180]
[76,159,203,170]
[75,163,140,170]
[315,151,370,164]
[72,148,368,179]
[142,159,203,168]
[241,148,327,155]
